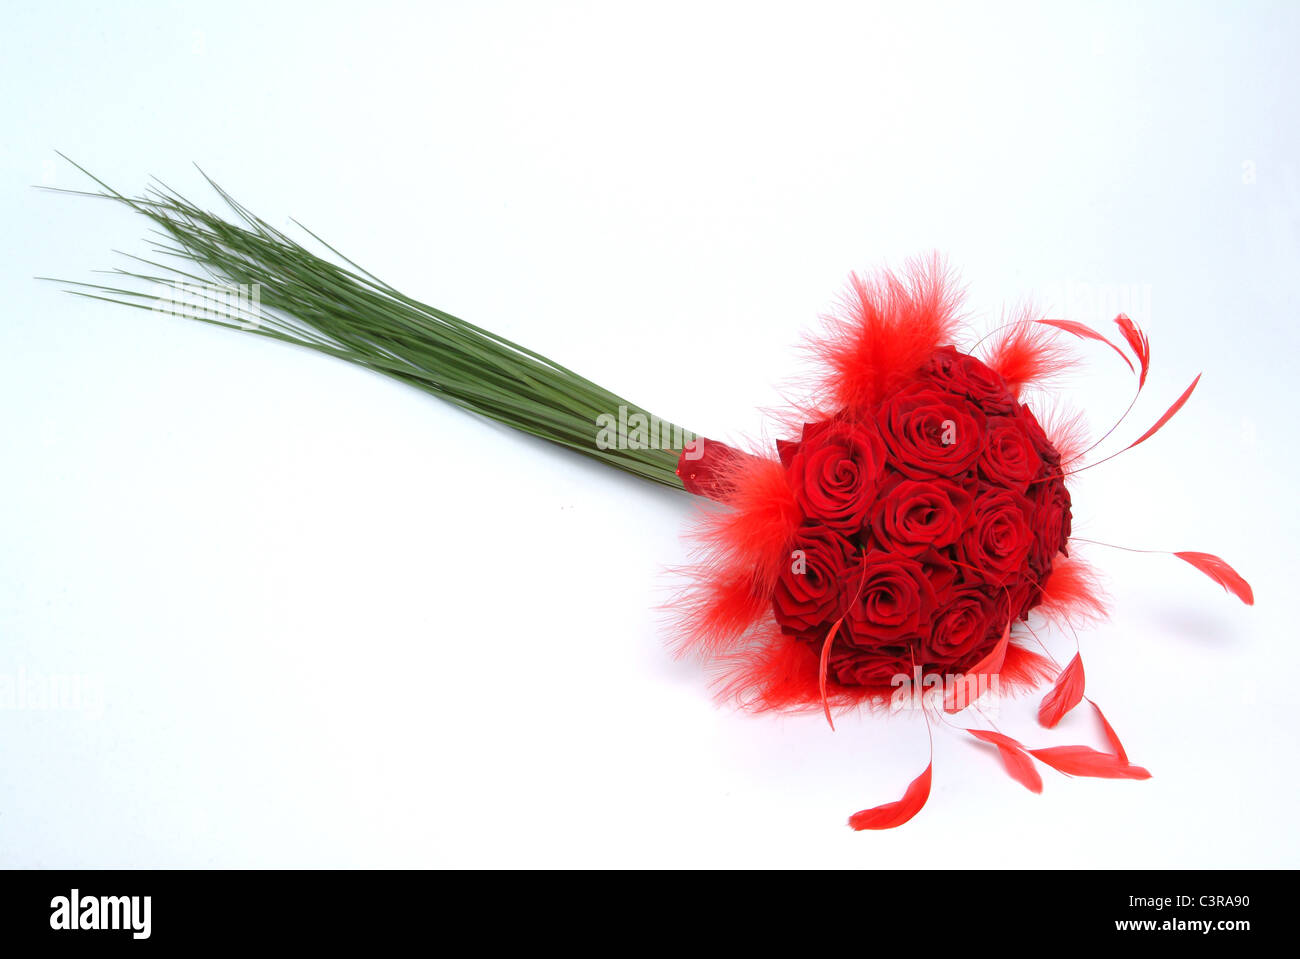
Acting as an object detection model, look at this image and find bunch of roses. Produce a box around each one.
[772,346,1072,687]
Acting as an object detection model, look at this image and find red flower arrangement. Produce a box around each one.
[60,169,1252,833]
[674,258,1252,829]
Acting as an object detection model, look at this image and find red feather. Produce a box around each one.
[1088,699,1129,764]
[966,729,1043,793]
[943,621,1009,713]
[1125,374,1201,450]
[1029,745,1151,780]
[998,640,1058,690]
[713,625,838,713]
[1173,551,1255,605]
[1035,556,1107,626]
[1037,318,1134,373]
[809,255,963,415]
[1037,653,1085,728]
[1041,404,1092,473]
[671,454,801,661]
[983,310,1074,397]
[817,617,845,731]
[1113,313,1150,387]
[847,761,932,830]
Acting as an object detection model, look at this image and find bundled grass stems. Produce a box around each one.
[46,157,692,488]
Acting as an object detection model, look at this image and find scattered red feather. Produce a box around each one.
[1028,745,1151,780]
[1088,699,1129,764]
[966,728,1043,793]
[1125,374,1201,450]
[848,761,932,830]
[1173,551,1255,605]
[1037,318,1134,373]
[1113,313,1150,387]
[1038,653,1085,728]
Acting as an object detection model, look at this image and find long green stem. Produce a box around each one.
[46,159,693,489]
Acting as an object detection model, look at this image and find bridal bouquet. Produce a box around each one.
[55,160,1252,829]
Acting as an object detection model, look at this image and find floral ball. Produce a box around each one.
[771,346,1072,686]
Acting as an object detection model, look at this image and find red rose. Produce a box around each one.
[956,486,1035,587]
[977,416,1042,491]
[869,476,973,556]
[922,346,1016,415]
[990,576,1040,626]
[843,551,938,646]
[911,546,958,598]
[922,588,1000,665]
[762,344,1073,691]
[878,383,986,479]
[1029,475,1072,575]
[771,525,855,635]
[785,420,886,533]
[826,645,909,687]
[1015,402,1062,469]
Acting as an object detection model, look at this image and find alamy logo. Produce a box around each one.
[49,889,151,940]
[595,405,698,455]
[152,279,262,329]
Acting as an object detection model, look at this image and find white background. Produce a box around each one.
[1,1,1296,867]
